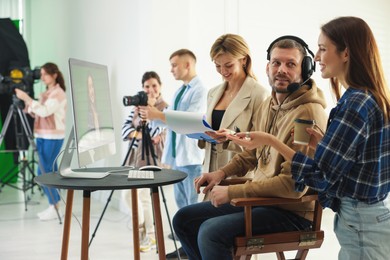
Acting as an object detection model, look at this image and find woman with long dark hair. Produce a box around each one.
[15,62,67,221]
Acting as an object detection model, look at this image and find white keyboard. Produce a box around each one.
[127,170,155,180]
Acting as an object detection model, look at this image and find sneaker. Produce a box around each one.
[165,247,188,259]
[38,206,59,221]
[37,206,54,218]
[139,235,156,252]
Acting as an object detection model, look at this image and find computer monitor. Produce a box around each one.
[59,58,117,178]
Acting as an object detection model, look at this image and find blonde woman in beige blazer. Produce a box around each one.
[199,34,269,181]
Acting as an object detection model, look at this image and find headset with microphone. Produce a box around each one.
[266,35,316,93]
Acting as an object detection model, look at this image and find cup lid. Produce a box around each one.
[294,118,315,124]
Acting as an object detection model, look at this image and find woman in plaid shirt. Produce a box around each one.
[230,17,390,260]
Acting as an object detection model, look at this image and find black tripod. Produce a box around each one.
[89,120,180,256]
[0,96,62,223]
[0,96,40,210]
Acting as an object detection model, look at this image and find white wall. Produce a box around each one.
[24,0,390,168]
[18,0,390,208]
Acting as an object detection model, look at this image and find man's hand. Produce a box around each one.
[194,170,225,194]
[151,135,161,144]
[139,105,159,120]
[209,185,229,207]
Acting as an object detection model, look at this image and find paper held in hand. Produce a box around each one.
[164,111,216,143]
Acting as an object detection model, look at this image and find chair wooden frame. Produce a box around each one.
[230,194,324,260]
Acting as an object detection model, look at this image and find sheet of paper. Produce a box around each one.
[165,110,212,134]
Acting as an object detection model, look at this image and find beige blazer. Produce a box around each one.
[199,76,269,173]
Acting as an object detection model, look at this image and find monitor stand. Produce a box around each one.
[59,127,109,179]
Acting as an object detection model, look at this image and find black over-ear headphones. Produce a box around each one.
[266,35,316,82]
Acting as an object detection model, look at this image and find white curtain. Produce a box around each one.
[0,0,23,18]
[0,0,24,35]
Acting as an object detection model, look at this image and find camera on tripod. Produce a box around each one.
[0,66,41,94]
[0,66,41,108]
[123,91,148,106]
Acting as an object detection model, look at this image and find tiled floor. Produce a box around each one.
[0,178,340,260]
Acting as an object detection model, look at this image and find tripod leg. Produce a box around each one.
[17,107,53,212]
[159,186,180,254]
[142,123,180,256]
[26,159,42,195]
[89,128,141,246]
[89,190,115,246]
[0,106,22,190]
[0,104,15,146]
[0,106,39,211]
[19,153,28,211]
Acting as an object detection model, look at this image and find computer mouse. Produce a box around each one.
[139,165,162,171]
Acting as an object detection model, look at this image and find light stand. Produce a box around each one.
[89,120,180,258]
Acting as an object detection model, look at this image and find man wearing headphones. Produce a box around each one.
[171,36,328,259]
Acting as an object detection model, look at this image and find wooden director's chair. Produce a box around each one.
[220,179,324,260]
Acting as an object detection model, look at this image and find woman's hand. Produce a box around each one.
[147,89,157,107]
[227,131,270,150]
[205,128,238,143]
[290,125,324,150]
[14,89,33,105]
[306,126,324,150]
[204,129,226,143]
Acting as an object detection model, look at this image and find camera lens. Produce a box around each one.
[123,95,139,106]
[123,91,148,106]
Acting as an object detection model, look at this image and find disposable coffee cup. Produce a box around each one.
[294,119,315,145]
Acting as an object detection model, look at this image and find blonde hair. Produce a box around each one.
[210,34,256,80]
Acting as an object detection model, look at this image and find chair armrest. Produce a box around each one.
[230,194,318,207]
[231,194,321,238]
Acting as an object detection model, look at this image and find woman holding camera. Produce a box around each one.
[121,71,168,252]
[15,62,66,221]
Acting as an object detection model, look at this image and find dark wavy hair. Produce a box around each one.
[141,71,161,87]
[41,62,66,91]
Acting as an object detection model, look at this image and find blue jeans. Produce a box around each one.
[172,164,202,208]
[334,197,390,260]
[36,138,63,205]
[173,201,312,260]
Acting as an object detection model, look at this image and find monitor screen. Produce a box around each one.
[68,58,116,167]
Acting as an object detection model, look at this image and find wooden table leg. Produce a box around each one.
[131,189,140,260]
[151,187,165,259]
[81,190,91,260]
[61,189,74,260]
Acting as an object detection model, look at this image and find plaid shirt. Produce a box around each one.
[292,88,390,211]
